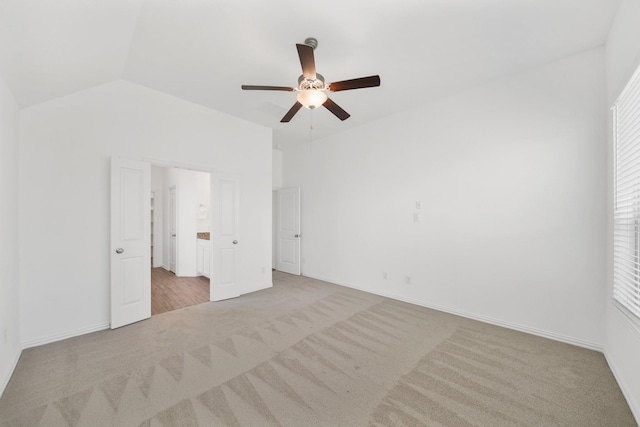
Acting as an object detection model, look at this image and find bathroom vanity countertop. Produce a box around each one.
[197,232,210,240]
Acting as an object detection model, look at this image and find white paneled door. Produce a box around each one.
[277,187,301,275]
[211,173,240,301]
[169,186,177,273]
[110,157,151,329]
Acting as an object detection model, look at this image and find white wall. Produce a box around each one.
[19,80,273,346]
[272,149,283,269]
[195,170,210,233]
[272,191,278,269]
[283,48,607,349]
[0,75,20,396]
[604,0,640,421]
[163,167,179,270]
[150,165,164,267]
[272,149,283,190]
[172,167,198,277]
[162,167,202,275]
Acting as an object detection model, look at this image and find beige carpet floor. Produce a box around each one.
[0,272,636,426]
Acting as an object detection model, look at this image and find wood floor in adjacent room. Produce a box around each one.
[151,267,210,315]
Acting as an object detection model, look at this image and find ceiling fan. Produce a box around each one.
[241,37,381,123]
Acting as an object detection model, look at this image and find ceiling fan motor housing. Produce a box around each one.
[298,73,325,91]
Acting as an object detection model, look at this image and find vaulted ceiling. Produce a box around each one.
[0,0,621,145]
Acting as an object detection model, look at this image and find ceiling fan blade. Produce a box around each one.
[241,85,295,91]
[323,98,350,121]
[281,101,303,123]
[296,44,316,80]
[328,75,380,92]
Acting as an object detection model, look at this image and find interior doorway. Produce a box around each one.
[150,165,211,315]
[274,187,301,275]
[111,156,241,328]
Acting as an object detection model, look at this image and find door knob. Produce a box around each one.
[233,240,238,244]
[115,248,124,254]
[295,234,299,238]
[171,234,176,237]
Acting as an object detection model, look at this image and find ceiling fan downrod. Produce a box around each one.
[304,37,318,50]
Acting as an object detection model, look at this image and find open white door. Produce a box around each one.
[211,173,240,301]
[110,157,151,329]
[277,187,301,275]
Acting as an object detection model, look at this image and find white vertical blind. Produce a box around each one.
[614,63,640,319]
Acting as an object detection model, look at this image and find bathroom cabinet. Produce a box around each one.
[196,238,210,278]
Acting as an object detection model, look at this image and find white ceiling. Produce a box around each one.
[0,0,621,146]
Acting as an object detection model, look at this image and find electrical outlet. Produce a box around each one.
[405,276,412,285]
[413,213,420,222]
[261,266,266,274]
[383,272,388,280]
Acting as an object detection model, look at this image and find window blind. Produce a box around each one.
[614,63,640,319]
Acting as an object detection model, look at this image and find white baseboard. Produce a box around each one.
[176,270,198,278]
[18,282,272,349]
[0,345,22,398]
[241,282,273,296]
[304,273,603,352]
[22,322,110,350]
[604,350,640,424]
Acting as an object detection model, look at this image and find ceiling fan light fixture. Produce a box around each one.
[296,89,327,110]
[241,38,380,122]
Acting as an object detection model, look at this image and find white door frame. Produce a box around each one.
[144,157,239,302]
